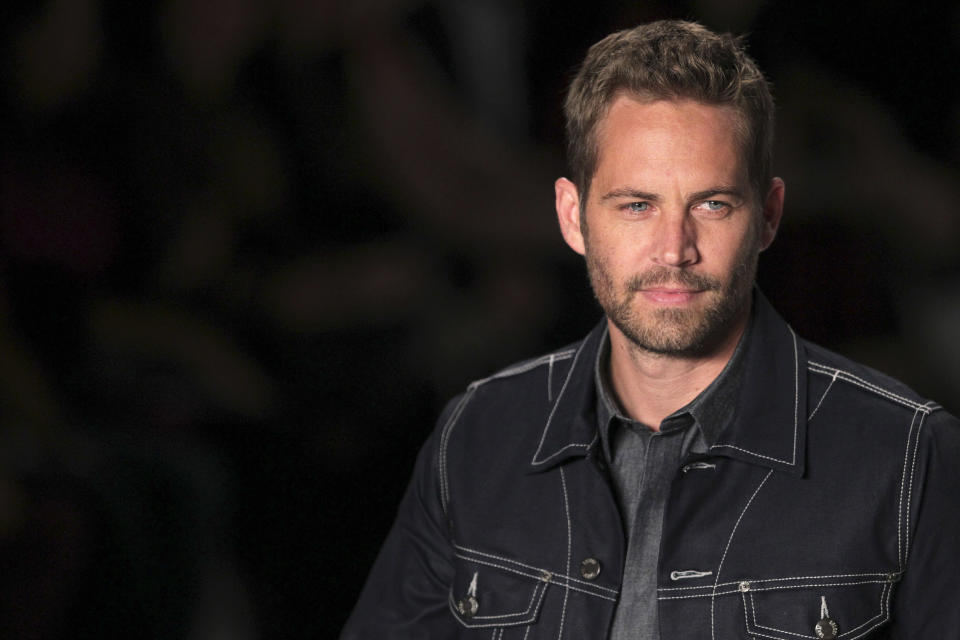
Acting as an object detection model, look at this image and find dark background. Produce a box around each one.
[1,0,958,637]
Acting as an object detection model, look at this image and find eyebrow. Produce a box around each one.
[599,188,660,203]
[599,186,745,203]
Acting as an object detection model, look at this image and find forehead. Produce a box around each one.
[593,96,747,191]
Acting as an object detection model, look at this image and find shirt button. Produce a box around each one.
[580,557,601,580]
[815,617,838,639]
[456,596,479,618]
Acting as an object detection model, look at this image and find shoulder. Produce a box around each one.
[468,343,580,393]
[437,329,593,444]
[802,339,940,414]
[800,337,960,441]
[439,338,584,424]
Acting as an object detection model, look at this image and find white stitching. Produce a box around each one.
[466,582,544,620]
[897,409,920,569]
[475,350,576,388]
[447,582,548,628]
[453,553,618,602]
[453,551,618,599]
[807,362,933,413]
[808,362,933,413]
[711,469,773,640]
[439,387,477,514]
[747,580,892,592]
[558,467,571,640]
[904,409,926,566]
[710,329,799,466]
[659,588,743,600]
[670,570,713,580]
[835,583,889,638]
[809,369,838,420]
[548,354,555,402]
[439,348,577,513]
[743,582,891,640]
[708,444,793,465]
[661,578,892,601]
[659,571,893,592]
[531,437,598,467]
[742,591,751,637]
[532,340,590,465]
[453,544,620,594]
[792,327,799,462]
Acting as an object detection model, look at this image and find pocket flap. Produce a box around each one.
[743,574,897,639]
[448,558,551,629]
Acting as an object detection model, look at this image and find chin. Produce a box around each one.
[612,301,746,357]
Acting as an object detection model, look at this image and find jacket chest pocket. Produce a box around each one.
[448,555,552,636]
[742,574,898,639]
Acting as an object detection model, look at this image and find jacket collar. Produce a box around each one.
[527,290,808,477]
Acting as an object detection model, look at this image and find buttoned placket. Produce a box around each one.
[607,414,705,640]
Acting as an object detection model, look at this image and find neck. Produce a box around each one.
[606,310,748,430]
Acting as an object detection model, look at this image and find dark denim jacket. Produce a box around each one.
[341,295,960,639]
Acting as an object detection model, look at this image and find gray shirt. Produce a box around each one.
[595,321,750,640]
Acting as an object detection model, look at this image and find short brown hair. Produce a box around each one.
[563,20,774,205]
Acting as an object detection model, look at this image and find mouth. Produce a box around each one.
[638,287,705,304]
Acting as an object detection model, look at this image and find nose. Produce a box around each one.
[651,212,699,267]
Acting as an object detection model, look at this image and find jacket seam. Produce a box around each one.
[807,361,935,413]
[476,350,577,388]
[439,349,577,515]
[454,544,620,595]
[557,467,571,640]
[449,581,545,620]
[439,387,477,515]
[904,409,926,564]
[808,369,838,421]
[744,581,890,639]
[899,407,926,568]
[453,553,619,602]
[658,571,894,592]
[711,469,774,640]
[447,581,548,628]
[660,577,891,600]
[531,338,591,466]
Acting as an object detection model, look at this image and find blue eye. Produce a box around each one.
[627,202,650,212]
[695,200,731,216]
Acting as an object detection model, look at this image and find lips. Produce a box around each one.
[639,288,704,304]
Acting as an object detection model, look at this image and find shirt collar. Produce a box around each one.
[527,289,808,477]
[593,311,751,462]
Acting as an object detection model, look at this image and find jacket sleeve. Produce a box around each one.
[889,409,960,637]
[339,396,463,639]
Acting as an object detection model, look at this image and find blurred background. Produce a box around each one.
[1,0,958,637]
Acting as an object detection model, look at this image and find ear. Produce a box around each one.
[555,177,586,256]
[758,177,785,251]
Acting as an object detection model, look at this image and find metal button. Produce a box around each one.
[738,581,751,592]
[580,557,601,580]
[815,617,838,639]
[456,596,479,618]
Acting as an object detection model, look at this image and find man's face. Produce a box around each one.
[556,96,782,357]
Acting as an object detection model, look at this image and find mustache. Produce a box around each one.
[626,268,721,292]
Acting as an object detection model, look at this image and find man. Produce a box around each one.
[340,20,960,639]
